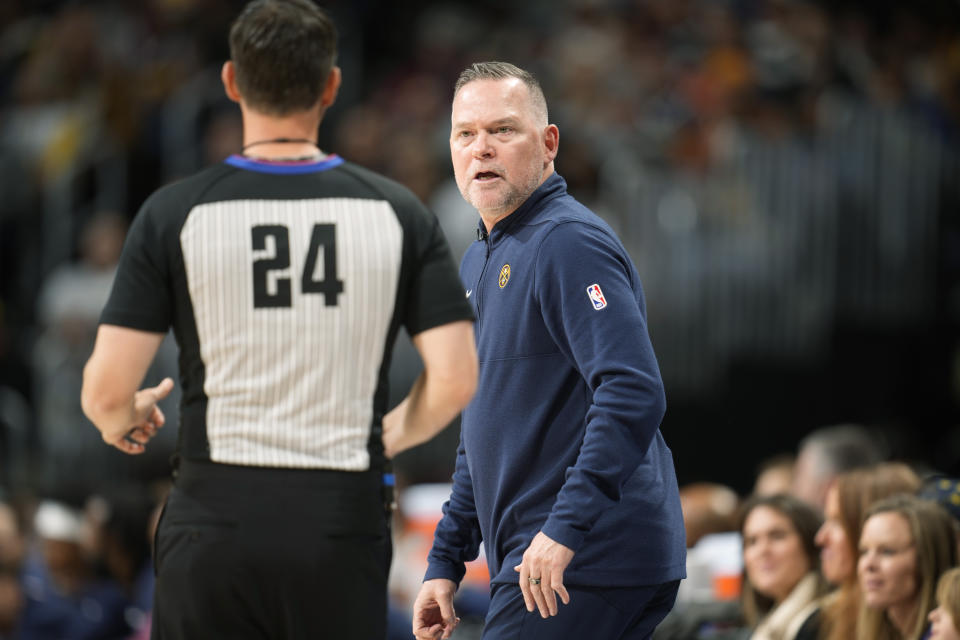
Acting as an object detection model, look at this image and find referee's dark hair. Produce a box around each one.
[229,0,338,116]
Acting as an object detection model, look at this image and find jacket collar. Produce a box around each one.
[478,173,568,244]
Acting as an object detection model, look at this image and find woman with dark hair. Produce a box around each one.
[858,495,958,640]
[814,462,920,640]
[740,494,828,640]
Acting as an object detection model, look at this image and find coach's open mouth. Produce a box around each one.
[474,171,501,182]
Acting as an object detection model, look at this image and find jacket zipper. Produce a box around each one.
[475,235,491,334]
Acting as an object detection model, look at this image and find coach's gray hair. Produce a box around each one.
[454,61,548,125]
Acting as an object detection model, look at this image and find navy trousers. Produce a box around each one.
[482,580,680,640]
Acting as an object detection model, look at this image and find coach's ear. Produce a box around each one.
[222,61,241,103]
[320,66,341,109]
[543,123,559,166]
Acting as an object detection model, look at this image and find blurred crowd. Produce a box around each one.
[4,425,960,639]
[652,424,960,640]
[0,0,959,638]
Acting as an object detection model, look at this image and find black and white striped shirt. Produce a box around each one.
[101,155,473,471]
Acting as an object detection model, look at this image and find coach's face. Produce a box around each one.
[451,78,558,230]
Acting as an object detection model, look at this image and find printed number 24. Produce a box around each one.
[251,224,343,308]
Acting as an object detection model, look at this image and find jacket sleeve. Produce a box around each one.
[534,221,666,552]
[424,435,483,584]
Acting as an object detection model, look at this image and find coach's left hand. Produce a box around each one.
[514,531,574,618]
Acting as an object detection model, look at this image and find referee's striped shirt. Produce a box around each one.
[100,154,474,471]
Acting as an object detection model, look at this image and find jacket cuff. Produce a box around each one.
[541,518,587,553]
[423,561,465,585]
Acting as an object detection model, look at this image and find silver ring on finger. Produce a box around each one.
[528,577,541,585]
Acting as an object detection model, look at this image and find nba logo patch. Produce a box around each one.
[586,283,607,310]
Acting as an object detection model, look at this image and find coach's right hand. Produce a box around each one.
[413,578,459,639]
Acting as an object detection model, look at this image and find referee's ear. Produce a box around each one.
[222,61,241,103]
[319,66,341,109]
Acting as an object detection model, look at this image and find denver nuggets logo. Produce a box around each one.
[498,264,511,289]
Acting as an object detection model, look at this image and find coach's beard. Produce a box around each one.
[461,168,543,220]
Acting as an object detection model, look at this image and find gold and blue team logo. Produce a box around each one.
[498,264,511,289]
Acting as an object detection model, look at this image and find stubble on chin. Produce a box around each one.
[464,185,522,217]
[460,170,543,217]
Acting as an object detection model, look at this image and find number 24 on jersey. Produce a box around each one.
[251,223,343,308]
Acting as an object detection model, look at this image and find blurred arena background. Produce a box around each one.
[1,0,959,504]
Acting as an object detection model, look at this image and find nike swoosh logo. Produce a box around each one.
[465,290,472,299]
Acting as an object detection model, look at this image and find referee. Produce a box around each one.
[80,1,477,638]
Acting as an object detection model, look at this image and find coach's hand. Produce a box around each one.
[413,578,459,639]
[514,531,574,618]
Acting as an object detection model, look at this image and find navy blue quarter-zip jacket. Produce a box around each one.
[425,173,686,588]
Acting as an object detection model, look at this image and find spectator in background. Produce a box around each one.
[0,501,23,573]
[680,483,740,549]
[816,462,921,640]
[0,499,22,640]
[792,424,885,511]
[672,482,741,607]
[919,476,960,556]
[740,494,827,640]
[18,500,132,640]
[82,487,156,633]
[929,567,960,640]
[858,495,957,640]
[754,454,796,498]
[659,483,741,631]
[0,563,19,640]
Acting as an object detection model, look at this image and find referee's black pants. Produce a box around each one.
[151,460,391,640]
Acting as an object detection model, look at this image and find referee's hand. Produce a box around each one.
[110,377,174,455]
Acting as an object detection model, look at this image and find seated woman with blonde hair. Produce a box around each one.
[858,495,958,640]
[929,567,960,640]
[741,494,829,640]
[816,462,921,640]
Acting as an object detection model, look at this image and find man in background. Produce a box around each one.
[792,423,885,510]
[81,1,477,637]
